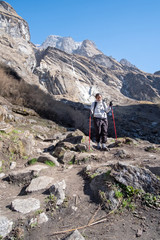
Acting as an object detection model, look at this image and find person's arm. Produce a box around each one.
[90,102,95,115]
[104,102,111,113]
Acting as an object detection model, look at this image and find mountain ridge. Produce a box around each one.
[0,1,160,104]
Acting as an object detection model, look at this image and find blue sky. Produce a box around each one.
[6,0,160,73]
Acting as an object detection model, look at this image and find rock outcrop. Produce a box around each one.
[0,1,30,41]
[120,58,136,69]
[0,1,38,84]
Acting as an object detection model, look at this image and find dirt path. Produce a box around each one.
[1,123,160,239]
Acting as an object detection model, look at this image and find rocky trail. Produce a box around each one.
[0,2,160,240]
[0,98,160,240]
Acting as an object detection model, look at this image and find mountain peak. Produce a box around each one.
[120,58,136,69]
[0,1,21,18]
[39,35,82,54]
[39,35,102,57]
[0,1,30,41]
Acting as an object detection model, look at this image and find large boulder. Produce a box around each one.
[19,130,36,156]
[110,162,160,195]
[90,170,119,210]
[26,176,54,193]
[8,164,48,185]
[37,153,60,166]
[60,151,76,164]
[64,130,87,144]
[49,180,66,205]
[89,162,160,211]
[11,198,40,214]
[0,216,13,238]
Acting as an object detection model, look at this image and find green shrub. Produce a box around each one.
[28,158,38,165]
[44,160,55,167]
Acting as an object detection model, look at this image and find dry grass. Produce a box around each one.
[0,63,89,133]
[137,100,154,105]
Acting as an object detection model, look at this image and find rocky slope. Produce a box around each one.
[0,93,160,239]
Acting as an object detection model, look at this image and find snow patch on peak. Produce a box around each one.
[39,35,82,54]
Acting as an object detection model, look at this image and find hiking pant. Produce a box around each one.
[93,117,108,143]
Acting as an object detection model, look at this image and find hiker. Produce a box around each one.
[90,93,112,150]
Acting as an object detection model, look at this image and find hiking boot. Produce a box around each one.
[97,143,101,150]
[102,143,108,151]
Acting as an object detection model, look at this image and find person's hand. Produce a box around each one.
[109,101,113,107]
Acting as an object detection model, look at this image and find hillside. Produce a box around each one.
[0,67,160,240]
[0,2,160,240]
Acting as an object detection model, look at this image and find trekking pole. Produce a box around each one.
[111,106,117,141]
[89,112,92,150]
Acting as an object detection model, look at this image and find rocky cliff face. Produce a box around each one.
[0,1,38,85]
[0,1,30,41]
[34,47,128,104]
[38,35,160,103]
[34,46,160,103]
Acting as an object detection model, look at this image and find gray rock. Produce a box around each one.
[36,134,45,140]
[76,144,87,152]
[52,132,66,140]
[0,173,5,178]
[0,216,13,237]
[0,122,13,133]
[28,119,37,124]
[65,130,86,144]
[8,164,48,185]
[114,149,130,159]
[37,212,49,224]
[90,173,119,210]
[85,165,92,172]
[12,106,37,116]
[53,146,66,159]
[19,131,35,155]
[60,151,76,164]
[49,180,66,205]
[75,152,94,164]
[11,198,40,214]
[26,176,54,193]
[65,229,85,240]
[10,161,16,170]
[31,125,49,133]
[136,228,143,237]
[29,212,48,226]
[0,160,2,168]
[110,162,160,194]
[56,141,75,151]
[38,153,60,166]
